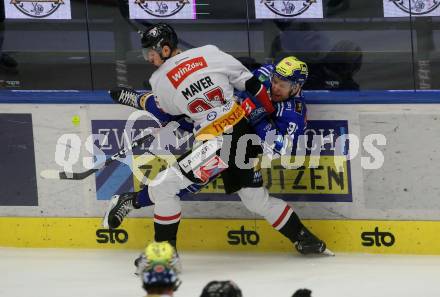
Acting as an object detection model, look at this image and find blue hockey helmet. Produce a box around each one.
[141,262,181,291]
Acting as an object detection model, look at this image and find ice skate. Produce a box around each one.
[102,192,139,229]
[295,226,335,256]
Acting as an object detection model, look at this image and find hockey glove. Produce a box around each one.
[109,87,144,109]
[262,133,287,160]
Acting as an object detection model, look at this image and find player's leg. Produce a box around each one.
[237,187,328,255]
[223,120,329,255]
[102,192,144,229]
[106,166,198,251]
[102,165,211,229]
[147,165,195,248]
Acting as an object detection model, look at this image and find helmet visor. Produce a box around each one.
[142,47,159,62]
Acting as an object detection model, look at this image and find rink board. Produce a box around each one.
[2,91,440,256]
[2,100,440,221]
[1,217,440,254]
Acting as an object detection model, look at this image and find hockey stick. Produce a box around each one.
[40,121,191,180]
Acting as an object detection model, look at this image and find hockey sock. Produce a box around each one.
[154,221,180,249]
[278,211,304,243]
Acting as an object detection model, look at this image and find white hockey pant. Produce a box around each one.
[148,168,293,231]
[148,166,193,225]
[237,187,293,230]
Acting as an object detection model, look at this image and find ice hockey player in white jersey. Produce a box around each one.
[103,23,330,257]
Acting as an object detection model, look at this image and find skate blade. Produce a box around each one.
[102,195,119,228]
[322,248,335,256]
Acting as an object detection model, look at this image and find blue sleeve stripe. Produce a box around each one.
[259,68,270,76]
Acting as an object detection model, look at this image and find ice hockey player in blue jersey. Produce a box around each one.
[238,56,309,159]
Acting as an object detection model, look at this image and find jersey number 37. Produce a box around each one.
[188,87,225,113]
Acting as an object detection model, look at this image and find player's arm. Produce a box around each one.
[243,63,275,113]
[244,77,275,114]
[109,87,194,132]
[215,48,275,114]
[238,94,284,157]
[253,64,274,85]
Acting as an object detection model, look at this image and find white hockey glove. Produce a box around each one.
[262,134,289,160]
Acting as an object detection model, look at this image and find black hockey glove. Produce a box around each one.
[109,87,141,109]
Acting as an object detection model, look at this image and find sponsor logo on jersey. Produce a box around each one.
[178,138,223,173]
[10,0,64,18]
[221,101,233,112]
[391,0,440,15]
[241,98,256,116]
[207,111,217,121]
[294,100,303,114]
[212,105,245,134]
[194,155,228,182]
[196,103,245,140]
[261,0,316,17]
[258,74,267,82]
[167,57,208,88]
[134,0,189,17]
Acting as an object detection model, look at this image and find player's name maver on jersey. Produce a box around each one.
[149,45,253,138]
[181,76,214,100]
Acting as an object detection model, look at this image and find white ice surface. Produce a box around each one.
[1,248,440,297]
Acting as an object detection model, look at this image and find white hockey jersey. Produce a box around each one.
[149,45,253,139]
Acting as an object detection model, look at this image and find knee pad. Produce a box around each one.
[148,167,189,200]
[238,187,289,225]
[237,187,269,215]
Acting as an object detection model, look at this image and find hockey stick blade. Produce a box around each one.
[40,169,62,180]
[40,169,99,180]
[39,120,188,181]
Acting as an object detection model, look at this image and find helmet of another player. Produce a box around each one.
[141,262,181,292]
[200,281,242,297]
[136,241,181,275]
[271,56,308,102]
[140,23,178,65]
